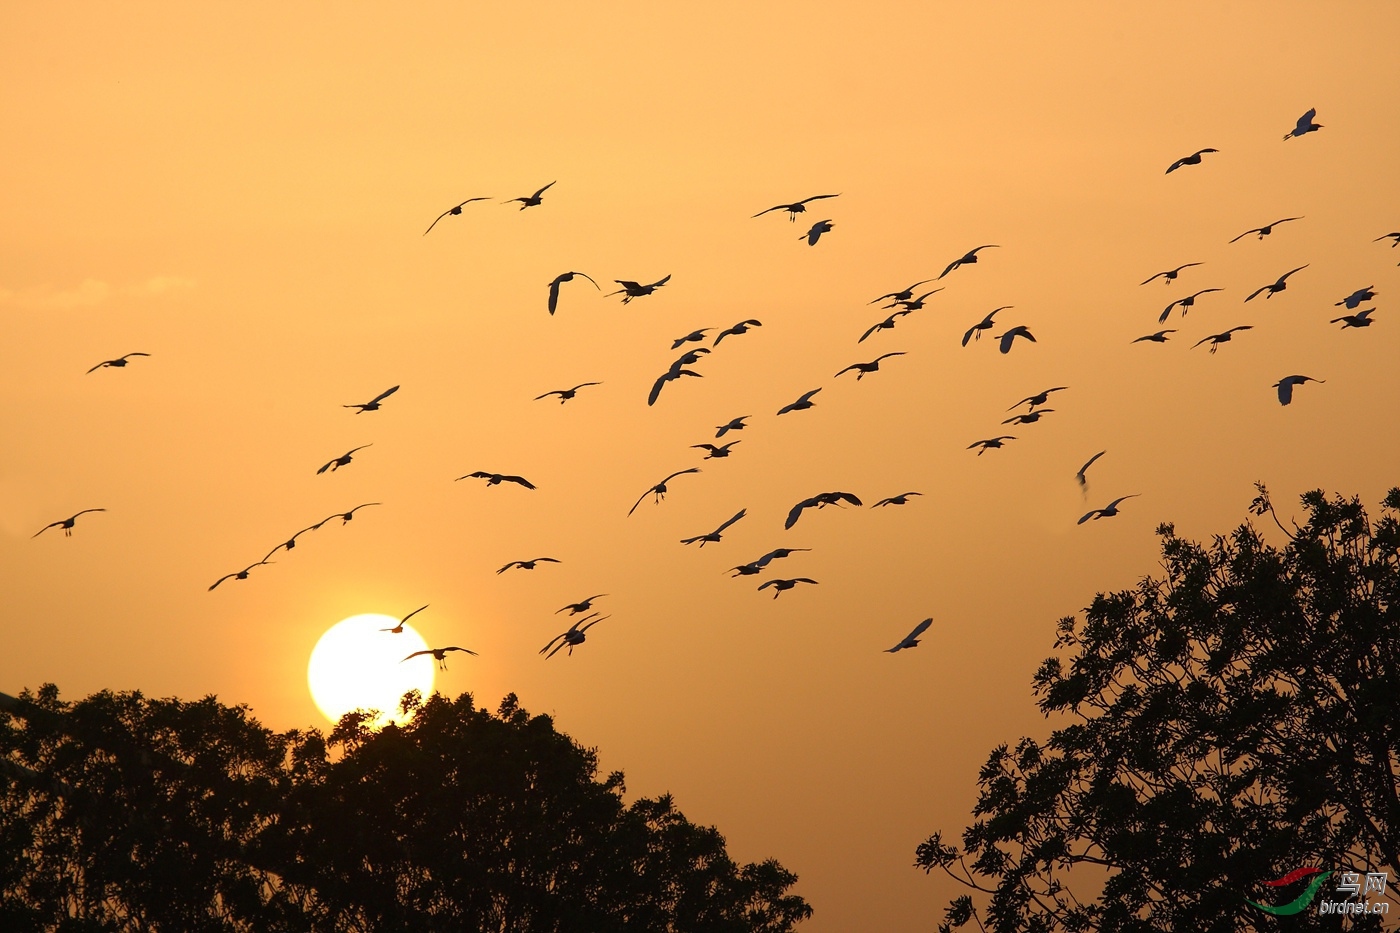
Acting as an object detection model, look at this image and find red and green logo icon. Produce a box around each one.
[1247,867,1332,916]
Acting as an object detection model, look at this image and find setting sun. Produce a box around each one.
[306,614,435,726]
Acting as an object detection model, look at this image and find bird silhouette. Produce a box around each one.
[1165,148,1218,173]
[996,326,1036,354]
[1078,495,1140,524]
[496,557,561,573]
[785,492,862,530]
[456,472,536,489]
[1375,232,1400,248]
[403,646,477,670]
[939,245,998,279]
[263,523,322,561]
[681,509,746,546]
[714,320,762,345]
[729,547,811,576]
[540,612,609,659]
[872,492,922,508]
[715,416,749,438]
[504,181,555,209]
[535,382,602,404]
[1003,409,1054,426]
[835,351,906,380]
[1132,329,1177,343]
[1075,451,1106,489]
[801,219,834,246]
[962,306,1011,346]
[381,605,429,633]
[1229,217,1302,242]
[968,436,1015,455]
[752,193,840,221]
[557,594,608,615]
[317,445,371,475]
[884,288,942,312]
[1159,288,1223,324]
[1193,326,1253,354]
[860,310,913,343]
[776,388,821,415]
[1141,263,1203,285]
[546,272,600,315]
[423,197,490,235]
[1273,375,1324,406]
[870,280,934,304]
[1245,266,1307,302]
[1283,108,1321,140]
[86,352,150,374]
[671,328,715,349]
[648,365,703,406]
[885,617,933,652]
[692,441,740,459]
[343,385,400,413]
[628,468,701,516]
[1335,287,1376,310]
[608,275,672,304]
[208,559,274,590]
[311,503,381,528]
[33,509,105,538]
[1008,387,1068,411]
[758,577,818,598]
[1330,309,1375,329]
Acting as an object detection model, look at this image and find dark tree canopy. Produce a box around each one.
[918,486,1400,933]
[0,687,811,933]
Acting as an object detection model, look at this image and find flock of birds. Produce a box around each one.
[34,106,1397,668]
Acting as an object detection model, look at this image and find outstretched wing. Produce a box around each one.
[370,385,400,405]
[532,181,557,199]
[503,475,536,489]
[662,467,701,484]
[715,509,747,534]
[784,498,814,530]
[906,617,933,640]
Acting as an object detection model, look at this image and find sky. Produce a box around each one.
[2,2,1398,929]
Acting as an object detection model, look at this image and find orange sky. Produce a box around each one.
[3,3,1398,929]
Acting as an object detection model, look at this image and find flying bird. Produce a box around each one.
[1075,450,1106,489]
[885,288,943,312]
[456,472,536,489]
[939,245,998,279]
[714,320,762,345]
[381,605,429,634]
[729,547,811,576]
[86,352,150,374]
[996,326,1036,354]
[423,197,489,235]
[1330,308,1375,329]
[1335,287,1376,310]
[1132,329,1177,343]
[648,366,702,406]
[872,492,922,508]
[785,492,862,530]
[1283,108,1321,140]
[870,280,934,304]
[208,559,274,591]
[692,441,740,459]
[343,385,400,413]
[1007,387,1068,411]
[311,503,380,527]
[671,328,715,349]
[1229,217,1302,242]
[1272,375,1324,406]
[776,388,821,415]
[1165,148,1218,173]
[1245,266,1307,302]
[670,347,710,368]
[885,617,933,653]
[316,444,371,475]
[757,578,818,599]
[1375,232,1400,248]
[402,646,477,670]
[1141,263,1203,285]
[860,310,913,343]
[715,416,749,438]
[968,436,1015,456]
[680,509,746,546]
[546,271,600,315]
[504,181,556,209]
[1078,495,1141,525]
[1159,288,1223,324]
[1192,326,1253,354]
[608,275,672,304]
[557,594,608,615]
[535,382,602,404]
[752,193,840,221]
[496,557,561,574]
[835,351,906,380]
[540,612,609,659]
[962,307,1012,346]
[628,468,701,516]
[801,219,834,246]
[33,509,105,538]
[1003,409,1054,426]
[263,523,322,561]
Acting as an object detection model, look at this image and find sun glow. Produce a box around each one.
[307,614,435,727]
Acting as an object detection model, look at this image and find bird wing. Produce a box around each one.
[369,385,400,404]
[1077,510,1100,525]
[402,650,431,662]
[662,468,701,484]
[1228,228,1259,243]
[1191,335,1213,349]
[876,352,905,363]
[546,278,563,315]
[834,492,863,507]
[650,274,672,288]
[834,364,859,377]
[1244,285,1268,302]
[503,476,536,489]
[443,646,478,656]
[752,204,789,217]
[627,488,652,516]
[784,498,815,530]
[1106,495,1138,510]
[532,181,557,198]
[423,208,455,235]
[1140,271,1166,285]
[715,509,747,533]
[401,605,428,624]
[496,562,521,574]
[1280,265,1308,281]
[1075,450,1106,484]
[1275,380,1293,405]
[906,617,933,640]
[647,372,671,407]
[797,194,840,205]
[1228,325,1253,335]
[937,257,961,279]
[998,331,1016,354]
[207,573,239,590]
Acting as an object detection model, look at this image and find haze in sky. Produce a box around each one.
[2,3,1398,929]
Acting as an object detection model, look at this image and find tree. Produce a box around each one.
[917,485,1400,933]
[0,686,812,932]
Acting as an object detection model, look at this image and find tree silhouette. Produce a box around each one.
[917,485,1400,933]
[0,687,811,932]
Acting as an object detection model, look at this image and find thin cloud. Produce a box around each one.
[0,276,194,309]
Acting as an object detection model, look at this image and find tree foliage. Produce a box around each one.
[0,687,811,932]
[918,486,1400,932]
